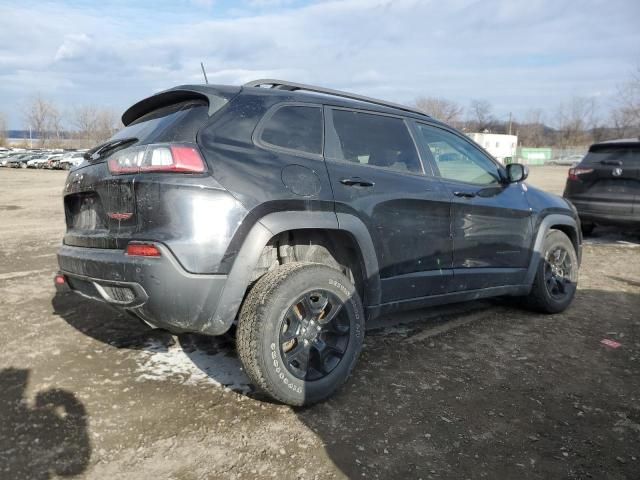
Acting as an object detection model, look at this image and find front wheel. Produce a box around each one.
[236,262,364,406]
[525,230,578,313]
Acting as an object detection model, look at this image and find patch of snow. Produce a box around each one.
[134,337,251,394]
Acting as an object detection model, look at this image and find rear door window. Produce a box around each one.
[326,109,422,174]
[259,104,323,155]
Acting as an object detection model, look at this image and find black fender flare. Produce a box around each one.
[523,213,581,288]
[201,211,380,335]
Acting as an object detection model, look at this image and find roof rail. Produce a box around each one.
[243,79,429,118]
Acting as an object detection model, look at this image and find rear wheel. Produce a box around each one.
[525,230,578,313]
[236,262,364,406]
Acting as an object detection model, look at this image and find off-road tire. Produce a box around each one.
[236,262,364,406]
[525,230,578,313]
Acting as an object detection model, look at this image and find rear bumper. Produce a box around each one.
[57,243,231,335]
[571,200,639,226]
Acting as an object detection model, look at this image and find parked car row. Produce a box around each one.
[0,148,87,170]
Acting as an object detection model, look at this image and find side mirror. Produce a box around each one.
[506,163,529,183]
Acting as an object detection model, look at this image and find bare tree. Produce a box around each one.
[94,108,120,144]
[0,112,7,147]
[610,66,640,138]
[555,96,597,147]
[48,103,64,145]
[516,109,547,147]
[72,105,98,144]
[24,93,55,147]
[414,97,464,126]
[468,99,495,132]
[71,106,120,146]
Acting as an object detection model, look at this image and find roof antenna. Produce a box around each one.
[200,62,209,84]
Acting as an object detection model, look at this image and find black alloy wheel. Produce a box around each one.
[279,290,350,381]
[544,246,574,300]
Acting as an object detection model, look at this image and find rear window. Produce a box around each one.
[111,99,211,144]
[259,105,323,155]
[582,145,640,166]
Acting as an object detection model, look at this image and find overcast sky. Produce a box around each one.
[1,0,639,129]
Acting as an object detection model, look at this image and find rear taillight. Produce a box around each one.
[126,243,161,257]
[107,143,205,175]
[568,167,593,181]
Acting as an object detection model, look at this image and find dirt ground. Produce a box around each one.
[1,166,639,480]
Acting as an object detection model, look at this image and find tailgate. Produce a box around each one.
[570,144,640,214]
[64,162,138,248]
[63,95,217,249]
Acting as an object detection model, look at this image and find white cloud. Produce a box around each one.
[247,0,296,6]
[0,0,639,128]
[54,34,93,62]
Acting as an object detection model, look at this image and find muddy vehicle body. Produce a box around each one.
[57,80,582,405]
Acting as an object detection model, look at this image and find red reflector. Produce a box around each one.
[54,274,66,285]
[126,243,161,257]
[107,212,133,221]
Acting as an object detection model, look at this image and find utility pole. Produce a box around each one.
[508,112,512,136]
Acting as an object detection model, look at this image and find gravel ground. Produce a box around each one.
[0,166,639,479]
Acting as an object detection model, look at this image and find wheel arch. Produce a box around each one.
[523,213,581,289]
[201,211,380,335]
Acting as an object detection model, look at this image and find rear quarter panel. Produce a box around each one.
[197,92,337,271]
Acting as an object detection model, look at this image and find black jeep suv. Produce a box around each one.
[564,138,640,235]
[58,80,581,405]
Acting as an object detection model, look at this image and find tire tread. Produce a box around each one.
[237,262,324,404]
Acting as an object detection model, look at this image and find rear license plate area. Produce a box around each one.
[65,193,107,231]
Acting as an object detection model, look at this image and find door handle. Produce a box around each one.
[340,177,375,187]
[453,191,476,198]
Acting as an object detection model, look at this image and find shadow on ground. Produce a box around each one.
[51,286,640,479]
[51,292,253,394]
[0,368,91,479]
[583,226,640,247]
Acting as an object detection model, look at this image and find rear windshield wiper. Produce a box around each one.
[84,137,138,162]
[599,159,622,166]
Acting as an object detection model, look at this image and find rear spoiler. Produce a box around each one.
[121,85,241,126]
[589,140,640,152]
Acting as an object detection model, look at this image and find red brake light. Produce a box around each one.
[126,243,161,257]
[108,143,205,175]
[54,274,66,285]
[568,167,593,181]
